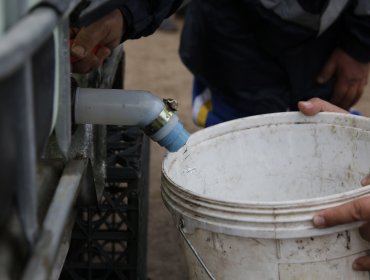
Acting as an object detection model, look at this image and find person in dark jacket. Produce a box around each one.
[180,0,370,127]
[71,0,183,73]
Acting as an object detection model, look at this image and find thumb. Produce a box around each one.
[71,27,102,59]
[312,196,370,228]
[298,98,348,116]
[317,57,337,84]
[361,174,370,186]
[298,100,318,116]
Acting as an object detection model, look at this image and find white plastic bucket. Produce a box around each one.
[161,112,370,280]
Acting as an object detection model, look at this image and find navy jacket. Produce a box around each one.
[119,0,182,40]
[178,0,370,115]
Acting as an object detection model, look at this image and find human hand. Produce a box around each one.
[298,97,348,116]
[317,49,369,110]
[71,9,124,73]
[302,97,370,270]
[312,194,370,270]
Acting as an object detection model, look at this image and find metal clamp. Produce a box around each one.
[177,219,216,280]
[143,98,179,136]
[143,107,174,136]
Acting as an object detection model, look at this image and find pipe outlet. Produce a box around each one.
[74,87,189,152]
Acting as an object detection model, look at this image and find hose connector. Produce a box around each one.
[144,98,189,152]
[74,88,189,152]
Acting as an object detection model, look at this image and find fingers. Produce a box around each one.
[353,256,370,271]
[71,13,115,59]
[312,196,370,228]
[331,77,363,110]
[96,46,112,64]
[353,85,365,107]
[313,199,370,272]
[361,174,370,186]
[338,84,360,110]
[317,55,336,84]
[298,98,348,116]
[71,25,104,59]
[70,9,123,73]
[71,46,112,74]
[359,222,370,241]
[71,9,123,58]
[71,54,100,74]
[317,49,369,110]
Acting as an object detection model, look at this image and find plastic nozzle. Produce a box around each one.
[157,122,189,152]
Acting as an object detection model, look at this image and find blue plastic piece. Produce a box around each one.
[158,122,190,152]
[350,110,362,116]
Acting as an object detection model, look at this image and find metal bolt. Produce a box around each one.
[163,98,178,111]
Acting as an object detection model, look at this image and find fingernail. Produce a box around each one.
[72,45,85,57]
[317,77,325,84]
[300,101,313,109]
[313,215,326,228]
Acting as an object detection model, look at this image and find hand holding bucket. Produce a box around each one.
[162,108,370,279]
[299,98,370,272]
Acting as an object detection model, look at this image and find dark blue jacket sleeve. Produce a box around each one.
[340,0,370,63]
[119,0,182,41]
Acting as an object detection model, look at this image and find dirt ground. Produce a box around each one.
[123,17,370,280]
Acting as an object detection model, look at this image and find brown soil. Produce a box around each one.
[124,17,370,280]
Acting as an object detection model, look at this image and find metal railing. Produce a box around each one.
[0,1,149,279]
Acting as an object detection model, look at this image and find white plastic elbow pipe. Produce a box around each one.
[74,88,189,152]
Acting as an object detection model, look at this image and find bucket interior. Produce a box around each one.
[164,116,370,203]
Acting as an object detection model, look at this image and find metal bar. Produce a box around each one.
[54,18,72,158]
[15,61,39,246]
[0,7,58,79]
[128,190,138,280]
[22,160,88,280]
[0,0,82,79]
[50,211,77,280]
[178,219,216,280]
[137,133,149,280]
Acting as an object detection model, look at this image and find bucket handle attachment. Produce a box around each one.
[177,219,216,280]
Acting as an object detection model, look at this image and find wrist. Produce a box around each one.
[118,7,133,42]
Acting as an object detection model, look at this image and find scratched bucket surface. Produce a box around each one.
[161,112,370,280]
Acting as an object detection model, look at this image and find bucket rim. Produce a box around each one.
[162,170,370,208]
[163,112,370,207]
[184,112,370,148]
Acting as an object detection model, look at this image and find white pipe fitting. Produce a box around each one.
[74,87,189,152]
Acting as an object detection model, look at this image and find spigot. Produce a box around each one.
[73,87,189,152]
